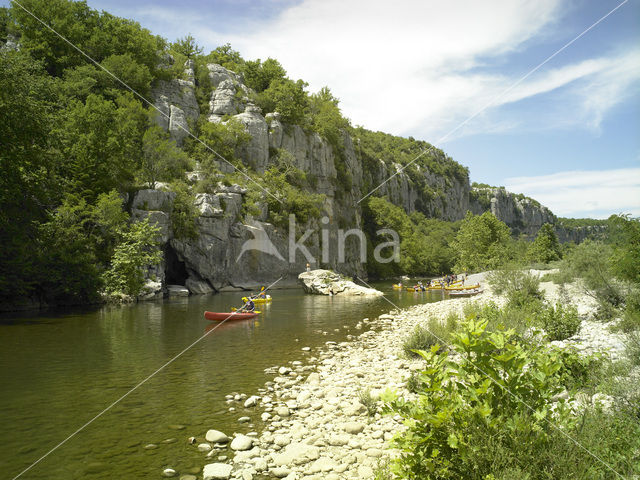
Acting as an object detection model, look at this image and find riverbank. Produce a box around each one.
[192,272,631,480]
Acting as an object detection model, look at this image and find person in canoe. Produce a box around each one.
[258,286,267,298]
[240,296,255,312]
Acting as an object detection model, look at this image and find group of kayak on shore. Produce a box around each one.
[397,273,467,292]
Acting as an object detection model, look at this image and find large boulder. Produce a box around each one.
[298,270,382,296]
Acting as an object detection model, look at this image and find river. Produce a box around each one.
[0,284,445,479]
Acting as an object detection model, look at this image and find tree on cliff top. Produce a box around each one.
[171,34,202,59]
[452,211,511,272]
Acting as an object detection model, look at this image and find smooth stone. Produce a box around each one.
[274,434,291,447]
[328,434,350,446]
[253,458,267,471]
[271,442,320,466]
[144,444,158,450]
[244,396,260,408]
[205,430,229,443]
[271,467,291,478]
[162,468,177,477]
[276,407,290,417]
[238,416,251,423]
[344,422,365,434]
[198,443,212,452]
[203,463,233,480]
[179,476,197,480]
[230,434,253,451]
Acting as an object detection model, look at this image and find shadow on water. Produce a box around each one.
[0,283,442,479]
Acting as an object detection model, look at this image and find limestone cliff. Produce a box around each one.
[469,186,556,236]
[146,63,562,295]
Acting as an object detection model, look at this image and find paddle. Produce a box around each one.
[230,307,261,314]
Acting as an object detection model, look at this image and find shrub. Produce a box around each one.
[402,315,458,357]
[488,267,542,308]
[553,346,603,392]
[540,304,581,341]
[102,218,162,297]
[624,331,640,366]
[170,181,199,240]
[385,318,569,479]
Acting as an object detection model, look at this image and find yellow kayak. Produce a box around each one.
[250,295,272,304]
[392,284,404,290]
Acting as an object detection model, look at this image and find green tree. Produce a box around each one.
[59,92,147,198]
[187,119,251,192]
[452,211,511,272]
[309,86,350,149]
[363,197,458,277]
[204,43,244,71]
[0,50,60,301]
[171,33,202,58]
[527,223,561,263]
[241,57,286,92]
[36,196,102,304]
[99,53,153,96]
[607,214,640,284]
[258,78,309,125]
[11,0,164,78]
[102,218,162,297]
[140,126,191,188]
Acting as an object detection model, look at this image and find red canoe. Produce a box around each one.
[204,311,259,321]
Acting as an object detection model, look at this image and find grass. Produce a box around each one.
[357,389,378,417]
[402,313,459,357]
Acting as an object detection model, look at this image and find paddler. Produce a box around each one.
[240,296,255,312]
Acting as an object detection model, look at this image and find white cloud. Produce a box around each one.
[506,168,640,218]
[224,0,562,136]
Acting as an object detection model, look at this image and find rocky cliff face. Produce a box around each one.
[469,187,556,236]
[146,63,559,295]
[554,224,607,244]
[152,58,200,146]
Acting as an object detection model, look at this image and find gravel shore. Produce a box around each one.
[190,272,628,480]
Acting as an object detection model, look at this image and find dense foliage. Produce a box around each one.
[0,2,178,305]
[387,312,640,479]
[451,212,512,272]
[527,223,561,263]
[363,197,459,278]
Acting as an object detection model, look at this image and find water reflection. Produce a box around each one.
[0,283,441,480]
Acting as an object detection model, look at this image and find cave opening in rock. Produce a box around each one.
[165,245,188,285]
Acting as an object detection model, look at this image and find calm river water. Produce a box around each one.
[1,284,445,479]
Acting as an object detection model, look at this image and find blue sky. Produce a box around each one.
[5,0,639,218]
